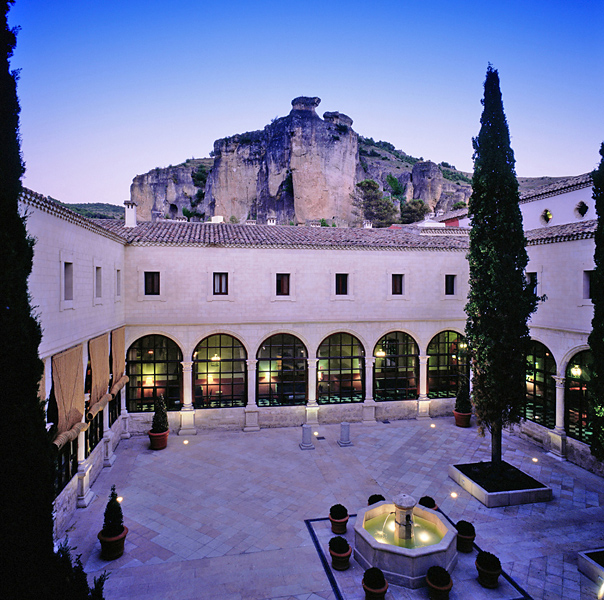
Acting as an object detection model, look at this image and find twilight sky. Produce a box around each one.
[8,0,604,206]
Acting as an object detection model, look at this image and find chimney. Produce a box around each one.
[363,220,373,229]
[124,200,137,228]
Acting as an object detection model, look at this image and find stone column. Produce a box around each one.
[417,355,430,418]
[119,385,131,439]
[306,358,319,425]
[179,361,197,435]
[548,375,567,458]
[363,357,377,424]
[77,417,94,508]
[299,423,315,450]
[103,399,116,467]
[244,359,260,432]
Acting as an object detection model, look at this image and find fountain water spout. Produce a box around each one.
[393,493,416,542]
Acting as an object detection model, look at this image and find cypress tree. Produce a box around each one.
[588,143,604,460]
[464,66,538,471]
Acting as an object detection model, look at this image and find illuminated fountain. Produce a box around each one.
[354,493,458,588]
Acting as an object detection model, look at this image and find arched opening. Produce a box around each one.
[565,350,593,444]
[256,334,307,406]
[126,335,183,412]
[523,340,556,428]
[373,332,419,401]
[193,334,247,408]
[427,331,469,398]
[317,333,365,404]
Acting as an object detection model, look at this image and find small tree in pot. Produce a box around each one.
[328,536,351,571]
[426,565,453,600]
[367,494,385,505]
[149,394,169,450]
[455,520,476,552]
[418,495,438,510]
[476,550,502,588]
[453,379,472,427]
[98,485,128,560]
[362,567,388,600]
[329,503,349,534]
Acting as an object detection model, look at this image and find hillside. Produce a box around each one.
[54,199,124,220]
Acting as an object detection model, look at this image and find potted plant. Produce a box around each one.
[149,394,169,450]
[453,379,472,427]
[328,536,352,571]
[329,503,349,534]
[362,567,388,600]
[425,565,453,600]
[455,520,476,552]
[418,495,438,510]
[475,550,502,588]
[368,494,385,505]
[97,485,128,560]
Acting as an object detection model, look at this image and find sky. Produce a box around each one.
[8,0,604,206]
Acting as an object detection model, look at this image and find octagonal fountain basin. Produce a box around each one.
[353,496,458,589]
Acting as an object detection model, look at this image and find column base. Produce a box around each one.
[548,429,567,459]
[76,463,95,508]
[417,397,430,418]
[305,403,319,425]
[178,408,197,436]
[362,399,377,424]
[243,406,260,432]
[120,414,131,439]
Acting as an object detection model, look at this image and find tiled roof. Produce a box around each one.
[519,173,592,204]
[93,219,470,251]
[525,219,597,245]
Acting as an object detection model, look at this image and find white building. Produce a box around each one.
[19,177,598,537]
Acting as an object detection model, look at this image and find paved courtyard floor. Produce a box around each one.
[65,418,604,599]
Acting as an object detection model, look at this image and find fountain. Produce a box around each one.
[353,493,458,588]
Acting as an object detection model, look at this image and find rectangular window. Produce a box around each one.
[526,272,538,295]
[276,273,290,296]
[144,271,160,296]
[95,267,102,298]
[213,272,228,295]
[335,273,348,296]
[392,274,404,295]
[116,269,121,297]
[445,274,456,296]
[64,262,74,301]
[584,270,594,300]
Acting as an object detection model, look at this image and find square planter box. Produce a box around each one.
[578,548,604,588]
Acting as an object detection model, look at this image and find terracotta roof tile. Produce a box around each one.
[525,219,597,244]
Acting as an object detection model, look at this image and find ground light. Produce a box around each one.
[183,440,189,445]
[532,457,538,463]
[117,496,123,503]
[450,492,458,499]
[430,423,435,428]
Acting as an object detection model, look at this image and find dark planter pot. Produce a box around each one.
[457,532,476,553]
[476,561,502,589]
[453,410,472,427]
[98,526,128,560]
[329,514,349,534]
[362,580,388,600]
[149,430,169,450]
[426,575,453,600]
[329,546,352,571]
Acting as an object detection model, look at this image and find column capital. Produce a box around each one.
[365,356,375,367]
[246,358,258,370]
[307,357,318,369]
[181,360,193,372]
[419,355,429,365]
[552,375,565,388]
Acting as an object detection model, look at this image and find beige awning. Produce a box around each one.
[52,344,84,434]
[89,333,110,408]
[110,374,129,396]
[111,326,126,382]
[53,421,88,450]
[86,392,112,421]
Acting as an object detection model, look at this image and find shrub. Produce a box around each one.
[476,551,501,572]
[455,520,475,537]
[328,536,350,554]
[455,380,472,413]
[426,565,451,587]
[368,494,385,505]
[151,395,169,433]
[329,503,348,520]
[452,201,467,210]
[418,495,437,509]
[102,485,124,537]
[363,567,386,589]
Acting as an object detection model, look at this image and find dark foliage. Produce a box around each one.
[465,66,538,468]
[355,179,397,227]
[588,143,604,460]
[426,565,451,586]
[455,379,472,413]
[191,163,208,205]
[363,567,386,589]
[368,493,385,505]
[418,495,437,509]
[328,536,350,554]
[102,485,124,538]
[399,198,429,224]
[476,551,501,572]
[151,395,169,433]
[455,520,476,537]
[329,503,348,519]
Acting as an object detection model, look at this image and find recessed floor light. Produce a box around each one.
[451,492,458,498]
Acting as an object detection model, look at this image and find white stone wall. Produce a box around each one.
[521,186,594,230]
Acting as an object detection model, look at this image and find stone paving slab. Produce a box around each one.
[62,418,604,599]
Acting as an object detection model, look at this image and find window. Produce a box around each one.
[64,262,73,301]
[116,269,121,297]
[523,340,556,429]
[144,271,160,296]
[335,273,348,296]
[565,350,593,444]
[373,332,419,401]
[584,270,594,300]
[392,274,404,296]
[527,272,538,296]
[213,272,228,295]
[95,267,102,298]
[445,274,456,296]
[276,273,290,296]
[427,331,469,398]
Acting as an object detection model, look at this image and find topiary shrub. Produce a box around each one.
[455,380,472,413]
[329,503,348,520]
[368,494,385,505]
[476,551,501,572]
[363,567,386,589]
[455,520,475,537]
[151,395,169,434]
[418,495,437,509]
[328,536,350,554]
[426,565,451,587]
[102,485,124,537]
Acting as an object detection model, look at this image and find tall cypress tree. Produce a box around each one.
[465,66,538,471]
[588,143,604,461]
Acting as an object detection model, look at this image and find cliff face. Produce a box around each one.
[130,97,471,224]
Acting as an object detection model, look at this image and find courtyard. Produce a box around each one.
[65,418,603,599]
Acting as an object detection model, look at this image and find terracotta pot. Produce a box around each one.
[476,560,501,589]
[362,580,388,600]
[457,532,476,553]
[329,546,352,571]
[426,574,452,600]
[98,526,128,560]
[329,514,349,534]
[149,430,169,450]
[453,410,472,428]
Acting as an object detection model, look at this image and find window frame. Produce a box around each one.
[213,272,229,296]
[444,274,456,297]
[137,268,166,302]
[206,269,234,302]
[60,251,74,311]
[276,273,290,297]
[144,271,161,296]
